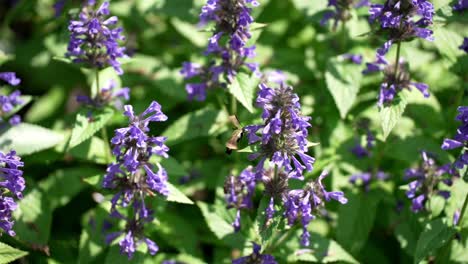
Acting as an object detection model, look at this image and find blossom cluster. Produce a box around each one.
[232,243,277,264]
[364,0,434,106]
[369,0,434,58]
[103,101,169,259]
[67,0,127,75]
[0,150,25,236]
[441,106,468,170]
[224,79,347,247]
[351,119,375,158]
[404,151,456,212]
[180,0,260,101]
[76,80,129,109]
[321,0,370,29]
[244,81,315,180]
[0,72,23,125]
[363,54,429,107]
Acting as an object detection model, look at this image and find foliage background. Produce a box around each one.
[0,0,467,263]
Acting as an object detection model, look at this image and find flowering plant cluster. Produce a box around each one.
[0,0,467,263]
[180,0,260,101]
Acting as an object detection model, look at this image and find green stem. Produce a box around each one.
[458,170,468,227]
[101,127,112,163]
[94,69,100,97]
[230,93,237,115]
[394,41,402,77]
[94,69,111,163]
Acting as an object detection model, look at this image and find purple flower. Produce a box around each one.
[363,55,429,107]
[103,101,169,258]
[0,150,25,236]
[66,1,127,75]
[350,171,388,191]
[232,242,277,264]
[283,171,347,246]
[351,120,375,158]
[368,0,434,58]
[454,0,468,11]
[342,54,363,65]
[181,0,259,101]
[76,79,129,108]
[0,88,23,126]
[460,37,468,53]
[53,0,66,17]
[0,72,20,86]
[321,0,369,29]
[404,151,456,213]
[224,167,256,232]
[441,106,468,170]
[245,82,314,180]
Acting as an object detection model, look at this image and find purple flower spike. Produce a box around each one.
[224,167,257,232]
[0,150,25,236]
[246,82,314,180]
[453,0,468,11]
[232,242,278,264]
[0,72,21,86]
[66,1,127,74]
[181,0,259,101]
[403,151,457,213]
[460,37,468,53]
[441,106,468,170]
[283,170,347,246]
[103,101,169,258]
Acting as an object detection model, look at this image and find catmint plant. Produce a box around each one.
[350,171,388,191]
[404,151,456,212]
[0,72,23,125]
[321,0,370,29]
[224,167,256,231]
[232,242,277,264]
[366,0,434,106]
[350,119,375,158]
[67,0,127,75]
[453,0,468,11]
[180,0,260,101]
[441,106,468,170]
[244,81,315,180]
[460,38,468,53]
[76,79,129,108]
[103,101,169,258]
[0,150,25,236]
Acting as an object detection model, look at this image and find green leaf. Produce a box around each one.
[162,107,228,146]
[171,17,208,48]
[379,92,408,141]
[414,218,456,264]
[325,57,362,118]
[229,72,258,113]
[285,233,358,264]
[198,203,231,238]
[0,242,28,264]
[68,107,114,149]
[78,205,109,264]
[167,183,194,204]
[0,123,64,155]
[428,195,446,218]
[432,26,464,66]
[69,136,108,165]
[25,86,66,123]
[336,191,382,254]
[39,167,101,210]
[13,189,52,245]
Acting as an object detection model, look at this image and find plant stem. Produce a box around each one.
[94,69,100,97]
[394,41,402,77]
[94,69,112,163]
[230,93,237,115]
[457,169,468,227]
